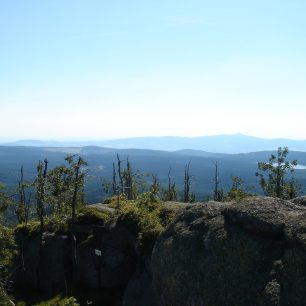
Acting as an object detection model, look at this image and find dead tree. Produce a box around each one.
[124,157,133,200]
[35,158,48,290]
[213,161,223,201]
[112,162,117,196]
[65,155,87,291]
[151,174,160,196]
[112,162,121,207]
[165,167,177,201]
[15,166,31,224]
[213,161,219,201]
[71,156,84,223]
[183,161,192,203]
[117,154,124,196]
[36,159,48,232]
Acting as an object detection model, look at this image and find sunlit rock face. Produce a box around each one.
[151,197,306,306]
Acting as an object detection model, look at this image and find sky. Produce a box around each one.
[1,0,306,141]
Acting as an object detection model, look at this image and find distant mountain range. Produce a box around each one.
[2,134,306,153]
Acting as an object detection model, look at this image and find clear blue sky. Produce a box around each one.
[1,0,306,140]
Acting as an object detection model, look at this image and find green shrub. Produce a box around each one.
[45,214,71,234]
[77,206,113,226]
[14,221,40,238]
[103,195,127,206]
[116,195,180,255]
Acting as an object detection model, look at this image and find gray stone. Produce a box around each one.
[151,197,306,306]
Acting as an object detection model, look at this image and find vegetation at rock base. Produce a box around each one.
[16,295,79,306]
[225,176,255,201]
[0,224,16,306]
[115,192,181,255]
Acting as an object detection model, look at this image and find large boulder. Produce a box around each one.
[151,197,306,306]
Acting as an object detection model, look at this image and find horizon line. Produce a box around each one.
[2,133,306,143]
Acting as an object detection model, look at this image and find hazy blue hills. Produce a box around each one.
[98,134,306,153]
[3,134,306,154]
[1,145,306,203]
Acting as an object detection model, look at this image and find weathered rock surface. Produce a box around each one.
[77,224,138,289]
[123,258,157,306]
[12,209,140,304]
[13,197,306,305]
[151,197,306,306]
[291,195,306,207]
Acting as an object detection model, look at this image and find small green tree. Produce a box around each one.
[121,157,146,200]
[147,174,160,202]
[226,176,252,201]
[65,155,87,223]
[47,156,87,219]
[255,147,299,199]
[47,165,72,214]
[162,168,177,201]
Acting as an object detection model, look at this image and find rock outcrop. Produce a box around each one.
[12,197,306,305]
[151,197,306,306]
[12,206,140,305]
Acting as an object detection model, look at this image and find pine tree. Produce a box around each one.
[255,147,299,199]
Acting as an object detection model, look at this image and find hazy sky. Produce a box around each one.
[1,0,306,140]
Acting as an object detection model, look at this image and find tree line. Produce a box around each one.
[0,147,302,227]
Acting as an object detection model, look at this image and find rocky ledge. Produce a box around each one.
[151,197,306,306]
[11,197,306,305]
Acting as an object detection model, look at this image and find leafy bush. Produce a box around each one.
[116,193,180,254]
[103,195,128,208]
[76,206,113,226]
[45,214,71,234]
[14,221,40,238]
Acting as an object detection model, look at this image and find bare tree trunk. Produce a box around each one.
[36,159,48,291]
[184,161,191,203]
[117,154,124,196]
[71,157,81,223]
[126,157,133,200]
[213,161,219,201]
[168,167,172,197]
[112,162,117,196]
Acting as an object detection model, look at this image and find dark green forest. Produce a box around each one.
[1,146,306,204]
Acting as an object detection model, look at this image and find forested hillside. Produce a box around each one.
[1,146,306,203]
